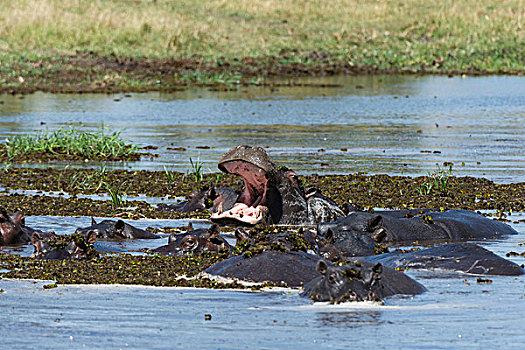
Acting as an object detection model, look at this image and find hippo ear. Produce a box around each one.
[372,263,383,274]
[115,220,125,232]
[317,260,328,276]
[85,230,97,244]
[91,217,97,225]
[324,228,334,243]
[367,216,383,232]
[208,185,218,199]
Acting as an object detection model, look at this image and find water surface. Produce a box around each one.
[1,75,524,349]
[0,75,523,182]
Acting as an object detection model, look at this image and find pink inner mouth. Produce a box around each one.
[210,160,270,225]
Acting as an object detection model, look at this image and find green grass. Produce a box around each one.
[4,125,138,160]
[418,164,454,196]
[0,0,523,89]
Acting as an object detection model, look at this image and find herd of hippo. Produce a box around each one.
[1,145,523,304]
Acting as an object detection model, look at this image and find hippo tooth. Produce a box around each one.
[217,203,223,214]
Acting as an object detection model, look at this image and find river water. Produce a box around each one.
[0,75,524,182]
[0,75,524,349]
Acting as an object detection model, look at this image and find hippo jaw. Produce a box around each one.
[212,147,276,225]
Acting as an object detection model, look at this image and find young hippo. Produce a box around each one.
[31,231,98,260]
[153,223,232,257]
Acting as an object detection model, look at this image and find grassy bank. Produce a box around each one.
[0,0,523,92]
[0,126,140,161]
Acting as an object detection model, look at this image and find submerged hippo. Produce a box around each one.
[31,231,98,260]
[365,242,524,276]
[75,218,159,240]
[318,209,517,248]
[153,223,232,256]
[210,145,344,226]
[301,259,426,303]
[0,208,38,245]
[205,249,426,302]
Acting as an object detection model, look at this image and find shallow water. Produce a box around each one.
[1,75,525,348]
[0,75,524,182]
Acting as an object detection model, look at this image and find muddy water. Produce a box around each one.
[1,76,525,349]
[0,75,524,182]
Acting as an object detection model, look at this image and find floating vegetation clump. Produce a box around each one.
[0,251,258,288]
[0,168,524,218]
[1,126,140,162]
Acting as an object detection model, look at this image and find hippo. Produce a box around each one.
[301,259,426,303]
[75,218,159,240]
[31,231,98,260]
[364,242,524,276]
[0,208,37,245]
[317,209,518,248]
[153,223,232,256]
[205,250,326,287]
[157,186,239,214]
[205,249,426,302]
[210,145,344,226]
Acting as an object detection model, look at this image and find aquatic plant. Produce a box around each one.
[164,166,177,185]
[105,180,127,208]
[189,156,204,182]
[4,125,138,160]
[418,164,453,196]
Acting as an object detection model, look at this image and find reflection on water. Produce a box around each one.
[0,75,523,182]
[316,311,383,328]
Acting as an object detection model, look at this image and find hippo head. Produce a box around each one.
[31,231,98,260]
[210,145,312,225]
[0,209,25,245]
[318,212,387,243]
[166,224,231,256]
[302,260,384,303]
[75,218,158,240]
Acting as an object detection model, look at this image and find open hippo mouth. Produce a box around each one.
[211,146,275,225]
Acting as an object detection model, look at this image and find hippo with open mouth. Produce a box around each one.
[210,145,344,226]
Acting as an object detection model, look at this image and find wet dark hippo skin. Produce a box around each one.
[211,145,345,226]
[205,251,321,287]
[364,243,524,276]
[153,223,232,256]
[318,209,517,246]
[206,250,426,301]
[301,260,426,303]
[75,218,159,240]
[0,208,41,246]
